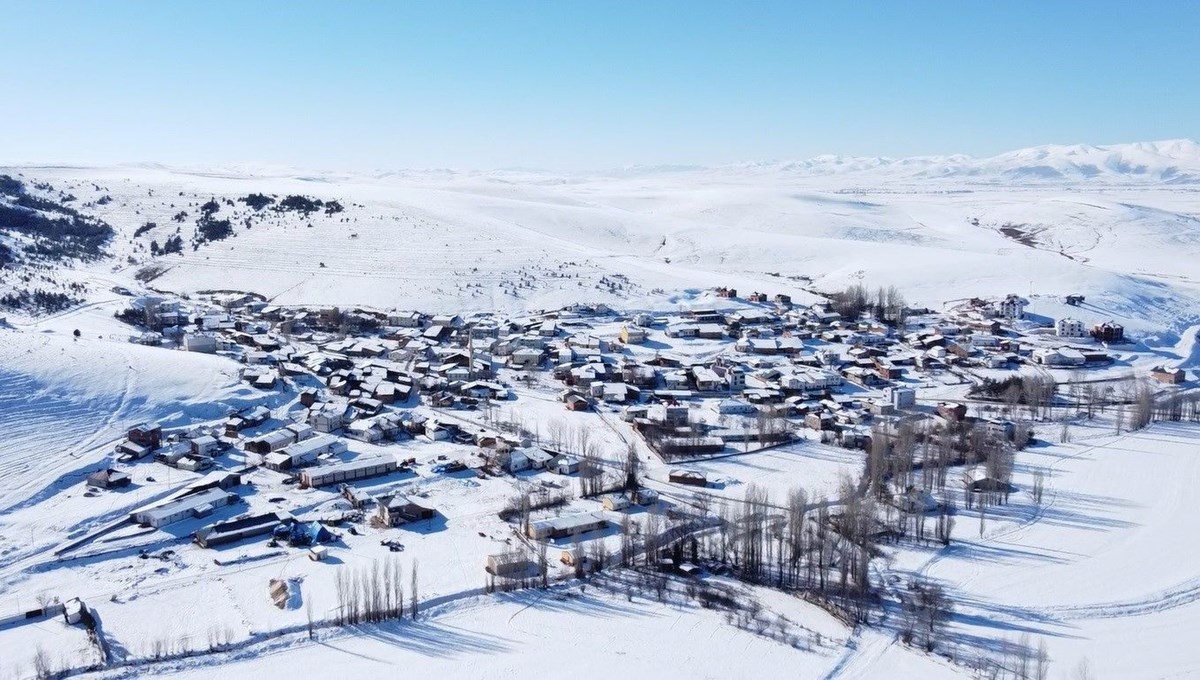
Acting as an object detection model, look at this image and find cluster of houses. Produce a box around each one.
[96,288,1192,554]
[112,290,1186,466]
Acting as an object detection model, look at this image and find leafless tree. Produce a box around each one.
[623,442,641,491]
[306,598,315,639]
[1131,380,1155,430]
[410,560,419,620]
[1035,638,1051,680]
[32,646,50,680]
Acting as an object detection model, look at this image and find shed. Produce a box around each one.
[299,454,398,488]
[527,512,608,540]
[86,468,131,489]
[668,469,708,487]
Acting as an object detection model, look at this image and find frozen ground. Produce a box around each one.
[0,309,263,512]
[75,583,961,680]
[885,421,1200,678]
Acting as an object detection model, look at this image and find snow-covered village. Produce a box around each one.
[3,4,1200,680]
[1,159,1199,680]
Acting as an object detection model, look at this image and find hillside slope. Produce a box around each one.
[1,139,1198,334]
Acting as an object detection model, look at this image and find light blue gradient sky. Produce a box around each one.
[2,1,1196,170]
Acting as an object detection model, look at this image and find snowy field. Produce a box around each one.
[75,583,962,680]
[882,421,1200,678]
[0,309,263,513]
[4,140,1200,338]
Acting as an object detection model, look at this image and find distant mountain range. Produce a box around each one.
[617,139,1200,184]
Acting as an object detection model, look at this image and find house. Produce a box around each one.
[882,387,916,410]
[665,323,699,339]
[895,487,938,513]
[286,422,315,441]
[962,468,1013,494]
[591,382,638,403]
[262,434,347,471]
[503,447,535,473]
[996,294,1028,320]
[805,412,833,430]
[225,406,270,436]
[509,347,543,369]
[422,325,450,342]
[460,380,508,400]
[668,469,707,487]
[340,485,372,509]
[662,370,690,390]
[176,455,214,472]
[308,402,349,433]
[649,404,690,426]
[1151,366,1186,385]
[1033,347,1086,367]
[526,448,555,469]
[116,440,152,460]
[299,455,398,488]
[527,512,608,540]
[873,357,903,380]
[936,402,968,421]
[127,423,162,449]
[551,454,582,475]
[716,365,746,391]
[86,468,131,489]
[487,552,531,576]
[693,366,722,391]
[190,435,219,457]
[601,493,632,511]
[388,311,423,327]
[1055,317,1087,338]
[563,392,589,411]
[131,488,238,528]
[424,420,452,441]
[633,488,660,505]
[375,494,437,527]
[619,325,648,344]
[244,429,297,455]
[181,333,218,353]
[716,398,756,415]
[1091,321,1125,343]
[345,419,385,443]
[687,309,722,323]
[982,419,1016,441]
[193,511,293,548]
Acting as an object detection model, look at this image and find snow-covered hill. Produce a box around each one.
[1,139,1199,337]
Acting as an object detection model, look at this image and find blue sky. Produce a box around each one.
[1,1,1196,170]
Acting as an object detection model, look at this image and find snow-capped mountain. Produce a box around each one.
[709,139,1200,183]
